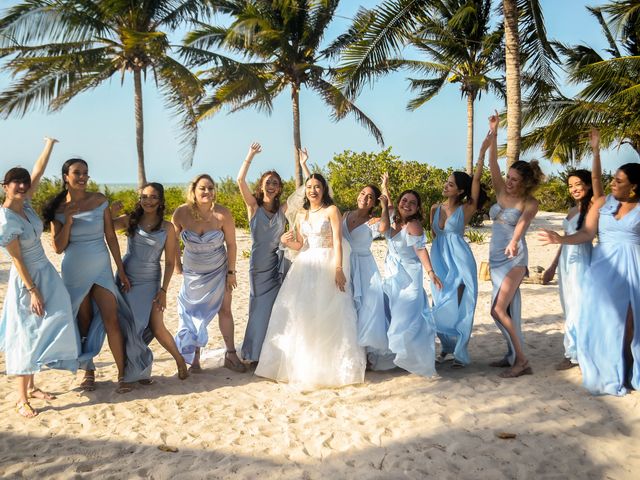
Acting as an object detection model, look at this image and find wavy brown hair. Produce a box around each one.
[127,183,165,237]
[254,170,283,213]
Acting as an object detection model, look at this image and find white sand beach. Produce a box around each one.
[1,211,639,479]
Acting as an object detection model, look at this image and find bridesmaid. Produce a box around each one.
[112,183,188,382]
[382,188,443,377]
[43,159,131,392]
[540,163,639,396]
[341,174,390,358]
[1,138,79,418]
[172,174,244,373]
[430,131,489,368]
[236,143,310,363]
[486,111,543,378]
[542,128,604,370]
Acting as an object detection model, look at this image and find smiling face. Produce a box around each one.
[505,168,524,196]
[2,178,31,201]
[610,169,636,201]
[65,161,90,191]
[398,192,419,219]
[305,177,324,204]
[194,177,215,205]
[261,174,282,200]
[356,186,377,211]
[139,185,161,214]
[567,175,591,202]
[442,174,462,199]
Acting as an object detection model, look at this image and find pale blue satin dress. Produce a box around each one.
[116,227,167,382]
[557,214,592,365]
[577,195,640,396]
[0,202,79,374]
[382,228,436,377]
[431,205,477,365]
[55,202,119,370]
[342,215,389,353]
[175,230,227,365]
[242,208,288,362]
[489,203,529,366]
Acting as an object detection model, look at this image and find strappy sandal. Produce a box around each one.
[116,377,133,394]
[29,388,56,400]
[138,379,154,386]
[499,361,533,378]
[79,371,96,391]
[224,350,247,373]
[16,401,38,418]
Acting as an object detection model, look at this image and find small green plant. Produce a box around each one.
[241,249,251,259]
[465,229,486,244]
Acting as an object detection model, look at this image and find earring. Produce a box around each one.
[630,189,636,199]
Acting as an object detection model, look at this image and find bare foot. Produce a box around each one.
[224,350,247,373]
[188,363,203,374]
[499,361,533,378]
[29,388,56,400]
[16,401,38,418]
[555,358,579,371]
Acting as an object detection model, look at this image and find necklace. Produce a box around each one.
[310,205,324,213]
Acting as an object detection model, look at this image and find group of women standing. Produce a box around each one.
[1,113,639,420]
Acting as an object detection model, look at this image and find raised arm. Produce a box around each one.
[465,132,491,222]
[221,206,237,292]
[590,128,604,200]
[103,197,130,292]
[380,172,392,209]
[299,147,311,179]
[328,205,347,292]
[539,196,604,246]
[236,142,261,217]
[378,193,390,234]
[4,239,44,316]
[27,137,57,199]
[487,111,504,195]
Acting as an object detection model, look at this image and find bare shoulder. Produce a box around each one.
[214,203,232,218]
[172,204,189,218]
[326,204,340,216]
[162,220,176,233]
[406,219,424,235]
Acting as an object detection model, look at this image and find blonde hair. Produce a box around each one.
[187,173,216,220]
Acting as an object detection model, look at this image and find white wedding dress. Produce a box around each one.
[255,212,366,389]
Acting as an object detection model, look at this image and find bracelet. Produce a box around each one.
[227,270,236,275]
[336,266,343,271]
[427,270,434,275]
[27,285,36,292]
[160,287,167,293]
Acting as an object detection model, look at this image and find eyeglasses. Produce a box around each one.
[140,195,160,201]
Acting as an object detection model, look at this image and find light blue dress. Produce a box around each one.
[382,228,436,377]
[489,203,529,366]
[342,214,389,353]
[116,227,167,382]
[577,195,640,396]
[0,202,79,374]
[55,202,119,371]
[241,208,288,362]
[175,229,227,365]
[557,214,592,364]
[431,205,477,365]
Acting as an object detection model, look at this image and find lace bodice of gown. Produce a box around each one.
[300,215,333,249]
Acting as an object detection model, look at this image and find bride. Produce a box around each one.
[255,173,365,388]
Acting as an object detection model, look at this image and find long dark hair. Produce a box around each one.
[127,182,165,237]
[2,167,31,187]
[566,169,593,230]
[452,171,488,209]
[254,170,283,213]
[43,158,88,224]
[302,173,334,210]
[393,189,424,225]
[360,184,381,215]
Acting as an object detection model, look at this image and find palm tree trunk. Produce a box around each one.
[291,84,303,187]
[133,68,147,188]
[503,0,521,168]
[466,95,474,175]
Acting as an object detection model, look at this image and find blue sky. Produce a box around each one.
[0,0,637,185]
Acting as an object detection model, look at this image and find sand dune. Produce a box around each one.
[1,212,638,479]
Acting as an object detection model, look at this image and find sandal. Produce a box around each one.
[451,359,465,369]
[16,401,38,418]
[436,352,451,364]
[79,371,96,391]
[29,388,56,400]
[499,362,533,378]
[116,377,133,394]
[489,358,511,368]
[555,358,579,371]
[138,379,154,386]
[224,350,247,373]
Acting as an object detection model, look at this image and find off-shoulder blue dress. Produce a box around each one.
[489,203,529,366]
[431,205,477,365]
[175,230,227,365]
[0,202,79,374]
[116,227,167,382]
[577,195,640,396]
[55,202,120,370]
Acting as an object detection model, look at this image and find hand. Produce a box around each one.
[280,230,295,245]
[44,136,59,145]
[298,147,309,165]
[504,241,519,259]
[590,127,600,151]
[118,270,131,293]
[428,271,443,290]
[226,272,237,292]
[110,201,123,218]
[542,266,556,285]
[29,287,44,317]
[381,172,389,191]
[248,142,262,157]
[153,290,166,312]
[488,110,500,134]
[480,131,493,152]
[63,202,79,224]
[378,194,388,209]
[538,229,562,246]
[335,268,347,292]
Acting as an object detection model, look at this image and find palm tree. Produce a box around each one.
[338,0,557,169]
[181,0,383,187]
[521,1,640,163]
[0,0,209,188]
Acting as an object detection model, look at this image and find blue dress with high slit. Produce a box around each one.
[431,205,477,365]
[382,228,436,377]
[116,227,167,382]
[489,203,529,366]
[242,208,288,362]
[175,229,227,365]
[0,201,79,374]
[577,195,640,396]
[55,201,119,370]
[342,215,389,353]
[557,214,591,365]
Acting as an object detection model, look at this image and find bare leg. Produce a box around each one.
[149,309,188,380]
[219,290,246,372]
[490,267,530,376]
[190,347,202,372]
[27,374,55,400]
[77,294,96,387]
